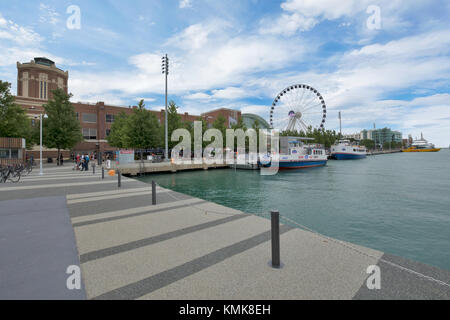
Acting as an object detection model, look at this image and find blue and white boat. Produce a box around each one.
[260,137,328,170]
[330,140,367,160]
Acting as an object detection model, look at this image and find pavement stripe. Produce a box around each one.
[0,179,133,191]
[67,189,169,204]
[72,199,207,225]
[67,187,161,199]
[21,174,105,181]
[80,214,249,263]
[92,225,293,300]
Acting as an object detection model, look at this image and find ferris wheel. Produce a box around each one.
[269,84,327,132]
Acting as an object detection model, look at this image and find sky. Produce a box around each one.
[0,0,449,146]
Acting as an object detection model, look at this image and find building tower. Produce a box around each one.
[17,57,69,99]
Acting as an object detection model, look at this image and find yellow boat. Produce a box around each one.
[402,133,440,152]
[402,147,441,152]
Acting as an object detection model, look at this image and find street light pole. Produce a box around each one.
[39,113,43,175]
[162,54,169,161]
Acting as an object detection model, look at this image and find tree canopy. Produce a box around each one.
[0,81,33,147]
[124,100,161,153]
[281,126,340,148]
[42,88,83,162]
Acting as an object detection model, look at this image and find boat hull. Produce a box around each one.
[402,148,441,152]
[278,160,327,170]
[331,153,367,160]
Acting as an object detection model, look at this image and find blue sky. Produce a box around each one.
[0,0,449,146]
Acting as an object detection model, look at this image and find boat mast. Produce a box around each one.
[339,111,342,138]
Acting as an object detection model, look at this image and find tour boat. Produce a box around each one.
[260,138,328,170]
[330,140,367,160]
[402,133,441,152]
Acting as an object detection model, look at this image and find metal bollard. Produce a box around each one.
[118,170,121,188]
[93,163,95,175]
[102,167,104,179]
[271,210,280,268]
[152,180,156,205]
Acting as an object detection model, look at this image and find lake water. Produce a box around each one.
[137,149,450,270]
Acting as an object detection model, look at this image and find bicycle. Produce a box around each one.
[0,165,21,183]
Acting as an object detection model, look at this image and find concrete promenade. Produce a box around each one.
[0,164,449,300]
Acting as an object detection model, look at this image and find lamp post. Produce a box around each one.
[162,54,169,161]
[39,113,43,175]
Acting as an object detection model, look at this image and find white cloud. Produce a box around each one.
[39,3,61,26]
[179,0,192,9]
[259,0,427,35]
[211,87,247,99]
[0,14,43,46]
[165,23,212,51]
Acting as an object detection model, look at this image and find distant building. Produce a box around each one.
[343,133,362,141]
[242,113,271,129]
[201,108,242,128]
[368,128,402,146]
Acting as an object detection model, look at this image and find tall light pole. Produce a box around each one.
[162,54,169,161]
[39,113,43,175]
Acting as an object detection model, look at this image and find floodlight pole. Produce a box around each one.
[39,113,43,175]
[162,54,169,161]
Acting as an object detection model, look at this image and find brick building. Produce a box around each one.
[201,108,242,128]
[12,57,243,160]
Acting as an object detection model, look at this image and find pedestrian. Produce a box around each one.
[59,153,64,166]
[76,154,80,170]
[85,154,90,171]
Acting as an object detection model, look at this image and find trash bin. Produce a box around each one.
[47,157,53,163]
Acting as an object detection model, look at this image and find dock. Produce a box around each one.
[111,160,229,176]
[367,149,403,155]
[0,165,449,299]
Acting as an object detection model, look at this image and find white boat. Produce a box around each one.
[331,140,367,160]
[260,137,328,170]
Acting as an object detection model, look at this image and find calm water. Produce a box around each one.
[137,149,450,270]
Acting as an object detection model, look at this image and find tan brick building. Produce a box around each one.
[12,57,242,160]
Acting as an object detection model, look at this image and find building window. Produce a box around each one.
[106,114,115,123]
[44,82,47,99]
[76,112,79,120]
[0,149,9,159]
[106,129,111,136]
[10,149,18,159]
[82,128,97,140]
[82,113,97,123]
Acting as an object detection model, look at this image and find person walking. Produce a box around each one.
[76,154,80,170]
[85,154,90,171]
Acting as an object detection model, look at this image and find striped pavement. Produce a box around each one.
[0,164,449,300]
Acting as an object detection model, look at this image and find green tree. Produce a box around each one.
[360,139,375,150]
[212,115,227,137]
[107,111,129,148]
[162,100,184,149]
[42,89,83,165]
[0,81,33,147]
[124,99,161,162]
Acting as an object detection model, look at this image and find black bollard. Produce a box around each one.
[102,167,104,179]
[93,163,95,175]
[271,210,280,268]
[118,170,121,188]
[152,180,156,205]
